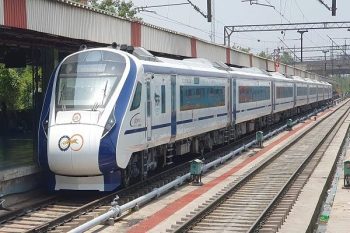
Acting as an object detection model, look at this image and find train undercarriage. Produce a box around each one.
[121,100,331,187]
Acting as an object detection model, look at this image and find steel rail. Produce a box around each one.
[172,102,347,232]
[0,195,59,224]
[248,104,349,232]
[69,106,332,232]
[0,104,332,233]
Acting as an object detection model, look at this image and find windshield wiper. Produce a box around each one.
[91,102,99,111]
[91,80,108,111]
[101,80,109,106]
[59,84,67,111]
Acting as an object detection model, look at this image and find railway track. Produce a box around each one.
[0,131,264,233]
[0,105,333,233]
[171,102,349,233]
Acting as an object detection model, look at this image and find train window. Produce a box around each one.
[276,86,293,99]
[180,85,225,111]
[161,85,166,113]
[239,86,270,103]
[56,50,126,110]
[130,82,142,111]
[310,87,317,95]
[297,87,307,96]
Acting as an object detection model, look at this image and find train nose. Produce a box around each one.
[47,124,104,176]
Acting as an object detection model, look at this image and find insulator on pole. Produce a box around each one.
[332,0,336,16]
[207,0,212,22]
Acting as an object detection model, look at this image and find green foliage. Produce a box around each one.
[73,0,138,19]
[117,1,138,19]
[257,51,272,59]
[280,51,294,65]
[333,75,350,95]
[232,45,251,53]
[0,65,32,110]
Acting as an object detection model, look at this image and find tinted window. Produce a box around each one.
[161,85,166,113]
[180,86,225,111]
[130,82,142,111]
[56,50,126,110]
[239,86,270,103]
[276,86,293,99]
[297,87,308,96]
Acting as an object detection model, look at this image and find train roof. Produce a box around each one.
[269,72,295,81]
[229,67,273,79]
[131,48,331,84]
[320,81,332,86]
[141,56,230,78]
[290,75,310,84]
[303,78,319,85]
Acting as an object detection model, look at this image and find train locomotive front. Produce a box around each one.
[38,48,141,191]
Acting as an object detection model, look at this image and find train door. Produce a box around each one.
[232,78,236,125]
[146,77,152,141]
[293,83,296,107]
[228,78,232,125]
[271,81,275,112]
[170,75,177,140]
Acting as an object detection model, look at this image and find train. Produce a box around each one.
[38,46,332,191]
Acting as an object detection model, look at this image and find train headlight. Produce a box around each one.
[102,111,116,137]
[42,119,49,138]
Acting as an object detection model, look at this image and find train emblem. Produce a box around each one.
[72,113,81,123]
[58,134,84,152]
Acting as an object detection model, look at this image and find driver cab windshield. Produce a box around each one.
[55,50,127,111]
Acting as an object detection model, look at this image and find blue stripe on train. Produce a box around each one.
[98,56,137,183]
[38,67,57,171]
[198,115,214,120]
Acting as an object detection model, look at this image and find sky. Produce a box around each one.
[131,0,350,61]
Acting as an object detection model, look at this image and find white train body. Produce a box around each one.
[38,48,332,191]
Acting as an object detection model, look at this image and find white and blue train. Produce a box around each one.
[38,47,332,191]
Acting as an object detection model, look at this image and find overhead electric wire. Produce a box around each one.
[135,2,190,12]
[293,0,328,43]
[316,0,332,11]
[278,37,301,61]
[266,0,319,47]
[137,2,261,51]
[138,11,211,36]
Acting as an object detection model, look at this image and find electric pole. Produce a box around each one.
[332,0,337,16]
[331,40,334,76]
[209,0,215,43]
[322,50,329,77]
[207,0,212,22]
[298,29,308,62]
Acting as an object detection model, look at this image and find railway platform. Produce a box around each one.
[323,149,350,233]
[278,110,350,233]
[85,103,345,233]
[0,138,41,197]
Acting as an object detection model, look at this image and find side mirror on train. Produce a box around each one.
[111,42,119,49]
[126,46,134,54]
[79,44,88,51]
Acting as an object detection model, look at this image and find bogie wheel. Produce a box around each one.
[121,165,132,188]
[199,141,205,156]
[207,136,213,151]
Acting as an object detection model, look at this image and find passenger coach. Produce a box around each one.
[38,46,332,191]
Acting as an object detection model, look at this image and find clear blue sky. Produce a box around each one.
[132,0,350,60]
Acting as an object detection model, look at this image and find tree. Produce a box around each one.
[117,1,138,19]
[74,0,138,19]
[0,65,33,110]
[334,75,350,96]
[257,51,272,59]
[280,51,294,65]
[0,65,21,110]
[232,45,251,53]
